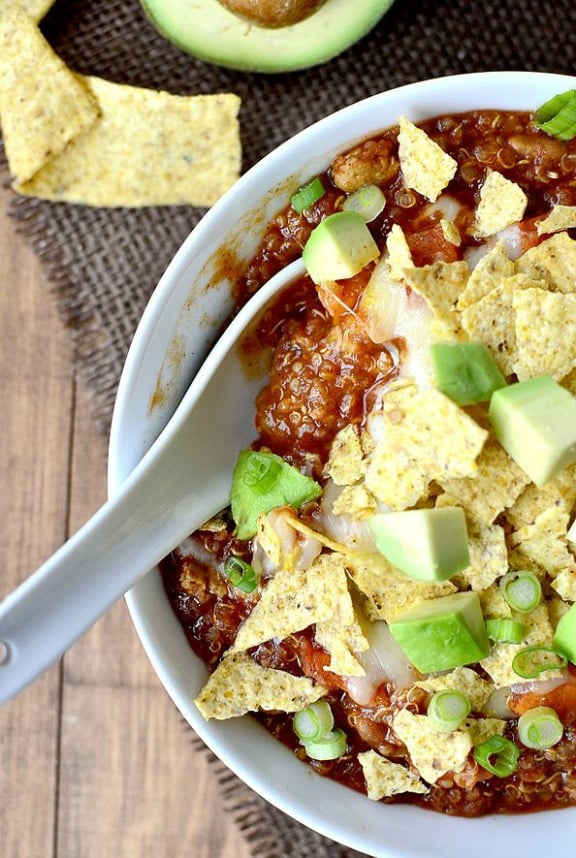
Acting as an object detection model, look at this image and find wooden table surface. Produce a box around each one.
[0,182,251,858]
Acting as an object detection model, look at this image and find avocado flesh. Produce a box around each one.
[553,601,576,664]
[389,592,490,673]
[431,341,506,405]
[489,375,576,487]
[303,211,380,284]
[140,0,396,73]
[369,507,470,582]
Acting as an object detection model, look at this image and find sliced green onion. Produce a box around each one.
[534,90,576,141]
[427,690,471,733]
[241,451,282,495]
[342,184,386,222]
[499,570,541,613]
[474,735,520,777]
[486,618,524,644]
[518,706,564,750]
[303,728,347,761]
[290,177,326,213]
[293,701,334,741]
[512,645,567,679]
[223,556,259,593]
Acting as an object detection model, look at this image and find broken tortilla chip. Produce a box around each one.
[0,9,100,184]
[0,0,54,22]
[513,288,576,381]
[536,204,576,235]
[17,76,242,207]
[358,750,428,800]
[397,115,457,202]
[474,169,527,237]
[195,652,325,720]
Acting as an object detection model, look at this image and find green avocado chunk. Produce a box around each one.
[552,601,576,664]
[302,211,380,284]
[140,0,396,73]
[388,592,490,673]
[230,449,321,540]
[431,341,507,405]
[369,507,470,582]
[488,375,576,487]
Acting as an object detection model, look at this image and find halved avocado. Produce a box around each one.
[140,0,396,73]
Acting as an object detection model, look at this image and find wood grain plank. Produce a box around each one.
[57,313,251,857]
[0,184,74,858]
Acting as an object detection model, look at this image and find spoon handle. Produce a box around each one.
[0,258,305,705]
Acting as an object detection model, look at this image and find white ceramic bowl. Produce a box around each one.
[109,72,576,858]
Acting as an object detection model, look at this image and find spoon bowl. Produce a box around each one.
[0,258,305,705]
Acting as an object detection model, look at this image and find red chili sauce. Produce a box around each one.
[161,110,576,816]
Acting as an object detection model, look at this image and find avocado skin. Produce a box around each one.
[140,0,396,74]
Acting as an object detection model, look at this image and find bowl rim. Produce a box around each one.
[109,70,576,858]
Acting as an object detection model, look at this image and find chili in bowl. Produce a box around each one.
[109,72,576,858]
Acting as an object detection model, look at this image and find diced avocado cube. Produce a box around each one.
[553,601,576,664]
[388,592,490,673]
[431,341,507,405]
[230,450,321,540]
[302,211,379,284]
[369,507,470,582]
[488,375,576,487]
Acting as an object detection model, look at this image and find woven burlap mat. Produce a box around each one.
[2,0,576,854]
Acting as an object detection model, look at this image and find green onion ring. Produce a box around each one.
[342,184,386,222]
[291,177,326,214]
[223,556,259,593]
[517,706,564,750]
[474,735,520,777]
[303,728,347,761]
[427,690,471,733]
[486,618,524,644]
[499,570,541,613]
[241,451,282,494]
[293,701,334,741]
[512,645,567,679]
[534,89,576,140]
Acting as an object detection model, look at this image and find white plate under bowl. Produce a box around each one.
[109,72,576,858]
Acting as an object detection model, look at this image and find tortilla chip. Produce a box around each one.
[358,750,429,800]
[392,709,471,784]
[504,463,576,529]
[230,553,356,654]
[457,241,515,309]
[479,583,512,620]
[195,652,325,720]
[414,666,493,712]
[331,483,377,519]
[536,205,576,235]
[397,116,457,202]
[325,424,365,486]
[345,551,456,623]
[0,9,100,184]
[480,604,559,687]
[386,224,414,280]
[513,288,576,381]
[440,218,461,246]
[17,76,241,206]
[474,169,527,237]
[0,0,54,22]
[364,385,488,510]
[438,440,530,525]
[516,232,576,293]
[460,280,517,376]
[551,569,576,602]
[508,505,573,576]
[402,260,469,340]
[463,717,507,746]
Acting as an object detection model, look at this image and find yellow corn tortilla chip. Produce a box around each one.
[0,0,54,21]
[17,76,241,207]
[358,750,429,800]
[504,463,576,529]
[513,288,576,381]
[463,717,507,746]
[386,223,414,280]
[516,232,576,293]
[331,483,377,519]
[0,9,100,184]
[536,205,576,235]
[364,384,488,510]
[230,553,356,654]
[440,218,461,246]
[508,505,573,576]
[551,569,576,602]
[345,551,456,623]
[457,241,515,309]
[392,709,472,784]
[480,604,559,687]
[414,667,494,712]
[474,169,527,237]
[402,260,469,341]
[195,652,326,720]
[438,440,530,526]
[397,115,457,202]
[479,583,512,620]
[461,280,517,376]
[325,424,365,486]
